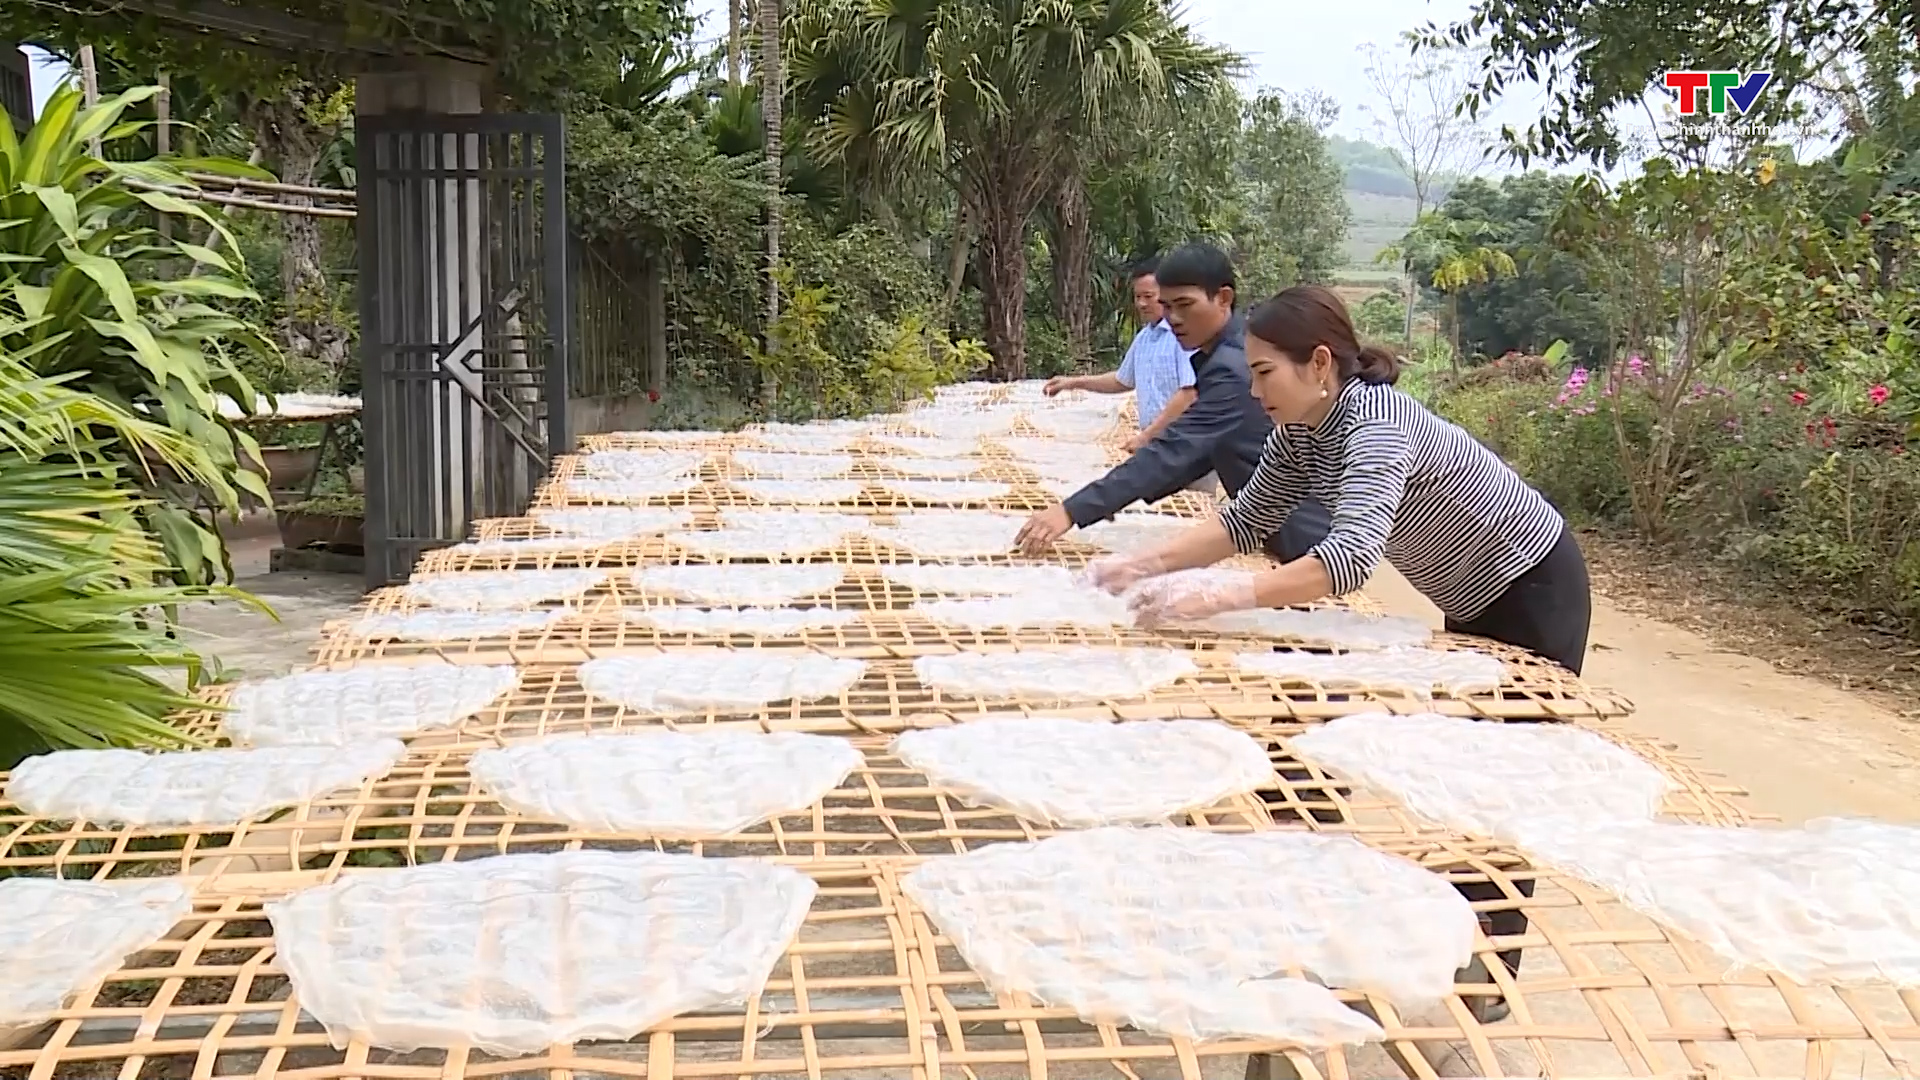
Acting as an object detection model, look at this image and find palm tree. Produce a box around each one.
[1380,211,1516,367]
[729,0,745,85]
[760,0,785,362]
[787,0,1234,380]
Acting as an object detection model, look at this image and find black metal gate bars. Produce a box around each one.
[356,113,570,587]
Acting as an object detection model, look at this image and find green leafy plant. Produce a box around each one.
[0,349,258,768]
[0,84,281,584]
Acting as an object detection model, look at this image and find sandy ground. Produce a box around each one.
[1362,566,1920,824]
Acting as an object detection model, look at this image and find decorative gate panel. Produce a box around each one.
[356,112,570,587]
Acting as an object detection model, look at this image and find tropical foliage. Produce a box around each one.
[0,85,280,585]
[0,346,246,767]
[786,0,1237,379]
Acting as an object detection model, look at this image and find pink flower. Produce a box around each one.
[1626,355,1645,379]
[1868,384,1891,407]
[1790,390,1809,406]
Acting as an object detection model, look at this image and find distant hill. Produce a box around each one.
[1329,135,1430,270]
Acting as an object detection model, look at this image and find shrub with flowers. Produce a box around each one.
[1433,157,1920,629]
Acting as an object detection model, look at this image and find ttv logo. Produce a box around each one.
[1662,72,1773,115]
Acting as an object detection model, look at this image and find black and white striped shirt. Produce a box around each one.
[1218,379,1564,621]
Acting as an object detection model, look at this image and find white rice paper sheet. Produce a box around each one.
[631,564,845,606]
[1516,816,1920,988]
[578,449,707,480]
[1288,713,1674,843]
[902,828,1475,1044]
[1077,514,1195,555]
[448,536,601,558]
[993,438,1114,472]
[907,411,1021,439]
[224,664,521,747]
[0,878,194,1026]
[729,452,852,480]
[868,511,1025,558]
[1234,648,1506,698]
[878,456,986,479]
[873,435,981,458]
[348,609,567,643]
[878,479,1012,504]
[750,431,861,455]
[913,648,1197,703]
[468,730,861,836]
[5,741,406,826]
[892,718,1273,826]
[532,507,694,539]
[404,569,604,612]
[913,590,1132,631]
[266,850,815,1054]
[622,606,856,637]
[732,478,867,505]
[1195,606,1432,650]
[558,476,702,503]
[878,565,1077,596]
[674,511,865,558]
[578,650,866,713]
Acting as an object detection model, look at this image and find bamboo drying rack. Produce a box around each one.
[11,393,1902,1080]
[7,842,1916,1080]
[0,724,1746,883]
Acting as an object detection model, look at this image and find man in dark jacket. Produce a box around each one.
[1017,243,1329,558]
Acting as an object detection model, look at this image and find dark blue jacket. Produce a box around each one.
[1063,316,1275,527]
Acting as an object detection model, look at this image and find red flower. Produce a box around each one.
[1790,390,1809,406]
[1868,384,1891,407]
[1861,212,1874,225]
[647,389,661,403]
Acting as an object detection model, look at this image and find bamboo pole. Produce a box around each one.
[78,44,101,157]
[157,72,171,240]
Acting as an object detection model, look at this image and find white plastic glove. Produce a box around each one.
[1077,554,1166,595]
[1124,569,1260,628]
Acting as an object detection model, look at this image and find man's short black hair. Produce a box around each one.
[1128,255,1160,281]
[1154,242,1236,297]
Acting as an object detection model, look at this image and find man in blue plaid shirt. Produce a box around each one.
[1042,257,1211,486]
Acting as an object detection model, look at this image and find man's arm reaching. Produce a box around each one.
[1062,359,1245,526]
[1126,386,1198,450]
[1044,372,1129,396]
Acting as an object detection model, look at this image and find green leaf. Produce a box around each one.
[25,184,80,243]
[61,242,140,322]
[129,189,239,254]
[175,242,233,273]
[68,85,160,151]
[12,282,49,321]
[144,276,259,302]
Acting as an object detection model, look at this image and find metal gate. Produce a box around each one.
[356,112,570,587]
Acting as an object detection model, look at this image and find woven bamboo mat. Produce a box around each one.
[6,837,1914,1080]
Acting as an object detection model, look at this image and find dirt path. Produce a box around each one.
[1364,566,1920,824]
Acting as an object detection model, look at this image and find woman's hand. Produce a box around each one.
[1124,569,1259,628]
[1077,555,1164,595]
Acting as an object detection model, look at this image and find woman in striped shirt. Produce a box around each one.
[1087,284,1592,674]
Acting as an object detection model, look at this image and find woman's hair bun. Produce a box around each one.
[1354,343,1402,386]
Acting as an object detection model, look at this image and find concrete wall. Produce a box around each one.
[566,393,657,440]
